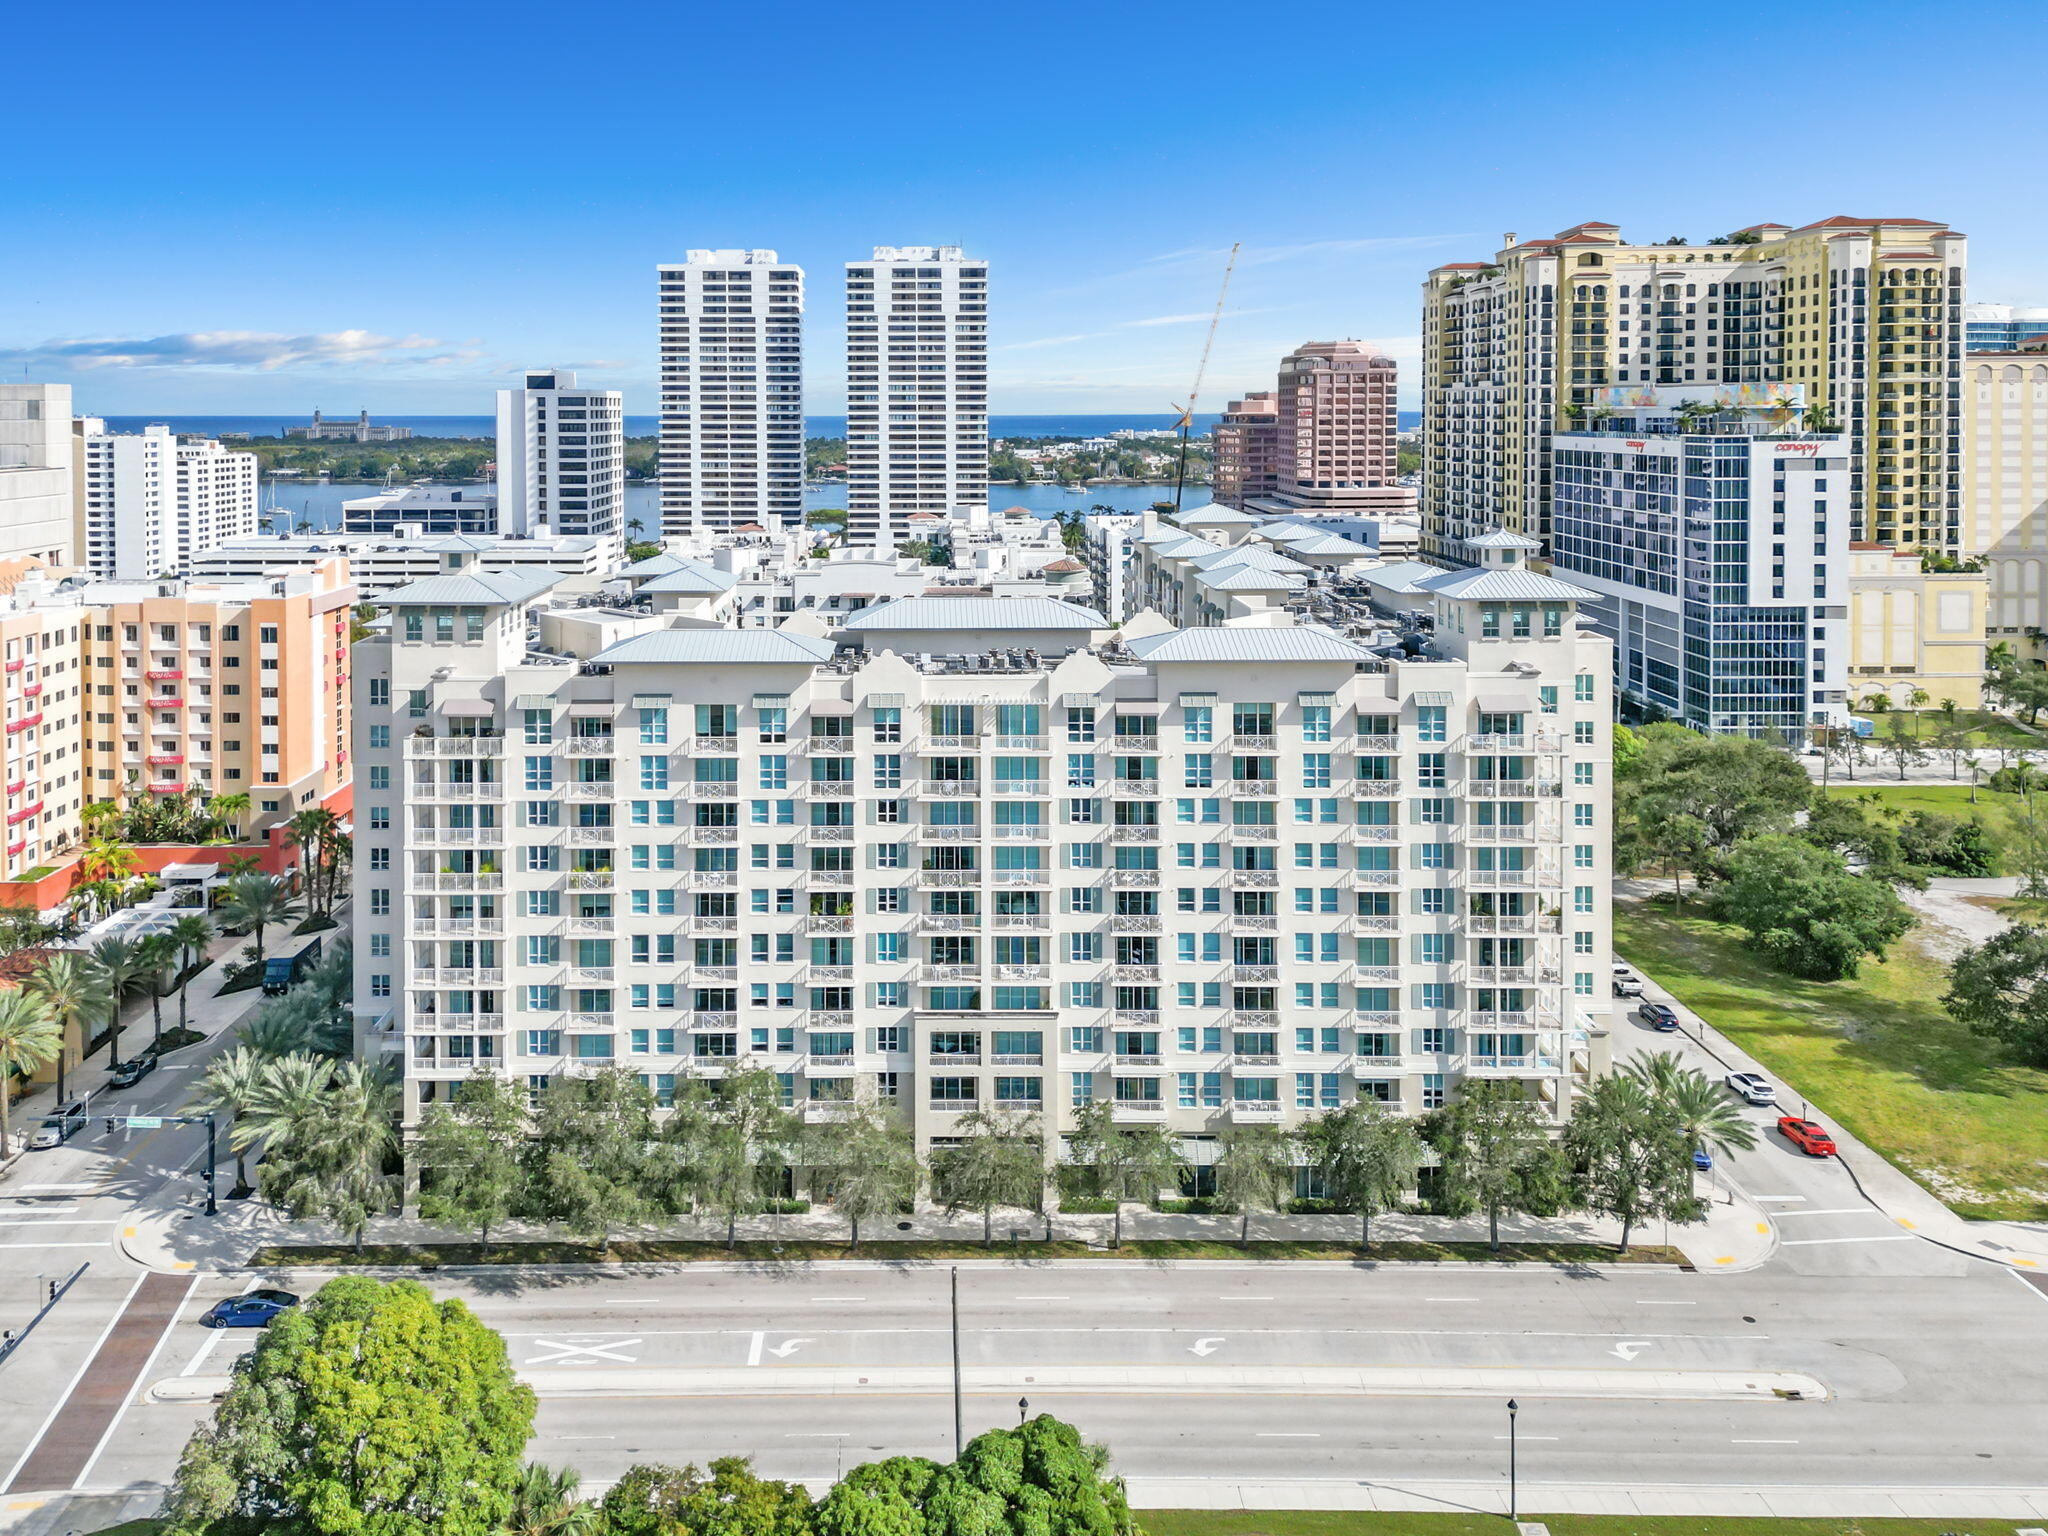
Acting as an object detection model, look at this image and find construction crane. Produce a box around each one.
[1169,241,1241,513]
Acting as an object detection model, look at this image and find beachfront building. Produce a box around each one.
[73,421,261,580]
[352,547,1614,1147]
[844,247,989,549]
[495,369,624,553]
[0,383,75,569]
[285,410,413,443]
[657,250,806,539]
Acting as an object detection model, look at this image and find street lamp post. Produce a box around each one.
[950,1267,964,1459]
[1018,1396,1030,1426]
[1506,1398,1519,1521]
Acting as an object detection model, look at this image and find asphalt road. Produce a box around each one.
[5,957,2048,1504]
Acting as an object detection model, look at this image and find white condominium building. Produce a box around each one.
[657,251,805,539]
[353,541,1613,1156]
[0,383,75,568]
[1965,339,2048,658]
[494,369,624,552]
[845,247,988,548]
[73,420,259,580]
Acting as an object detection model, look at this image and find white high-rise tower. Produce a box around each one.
[657,250,805,538]
[494,369,624,551]
[844,246,988,547]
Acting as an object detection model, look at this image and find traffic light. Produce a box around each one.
[47,1280,58,1305]
[105,1117,116,1137]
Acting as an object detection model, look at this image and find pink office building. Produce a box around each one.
[1215,341,1414,517]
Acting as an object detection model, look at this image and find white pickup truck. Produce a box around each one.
[1611,962,1645,998]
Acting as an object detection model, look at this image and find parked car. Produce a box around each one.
[1692,1146,1713,1171]
[201,1290,301,1329]
[1725,1071,1777,1106]
[1612,964,1644,999]
[109,1053,158,1089]
[27,1103,87,1150]
[1777,1116,1837,1157]
[1639,1001,1680,1032]
[262,935,324,996]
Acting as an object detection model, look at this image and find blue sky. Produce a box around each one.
[4,0,2043,418]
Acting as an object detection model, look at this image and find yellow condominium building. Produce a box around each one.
[1422,216,1968,559]
[1965,337,2048,659]
[0,557,355,880]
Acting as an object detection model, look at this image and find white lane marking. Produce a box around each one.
[1779,1234,1922,1247]
[11,1183,98,1193]
[1227,1295,1276,1301]
[1633,1300,1696,1306]
[1772,1208,1880,1219]
[0,1218,117,1227]
[76,1275,199,1489]
[1753,1195,1809,1203]
[525,1337,640,1366]
[0,1205,81,1215]
[747,1330,765,1366]
[1426,1296,1478,1302]
[4,1241,113,1250]
[3,1274,145,1491]
[1256,1433,1321,1438]
[1731,1438,1800,1444]
[183,1325,236,1377]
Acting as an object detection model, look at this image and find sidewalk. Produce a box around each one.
[1627,945,2048,1274]
[117,1173,1776,1276]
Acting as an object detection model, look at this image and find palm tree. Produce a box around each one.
[134,933,180,1050]
[190,1046,269,1195]
[24,952,111,1104]
[210,792,252,842]
[506,1463,598,1536]
[286,808,341,917]
[258,1059,397,1252]
[169,913,214,1032]
[90,936,144,1068]
[218,873,302,972]
[81,838,139,886]
[0,991,63,1158]
[1622,1049,1759,1171]
[1907,686,1932,735]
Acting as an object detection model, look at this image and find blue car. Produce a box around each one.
[201,1289,299,1328]
[1692,1146,1713,1171]
[1639,1002,1680,1032]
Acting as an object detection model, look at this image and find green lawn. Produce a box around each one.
[1821,780,2025,837]
[1148,1515,2042,1536]
[1615,903,2048,1221]
[1851,706,2040,748]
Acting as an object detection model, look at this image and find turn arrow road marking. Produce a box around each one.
[1608,1340,1655,1362]
[1188,1337,1227,1357]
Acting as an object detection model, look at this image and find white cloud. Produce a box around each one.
[0,329,470,372]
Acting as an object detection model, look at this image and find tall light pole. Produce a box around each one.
[1506,1398,1519,1521]
[950,1267,964,1459]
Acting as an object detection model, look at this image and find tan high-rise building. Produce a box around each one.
[1421,217,1969,560]
[1965,337,2048,659]
[0,557,355,878]
[1212,391,1279,508]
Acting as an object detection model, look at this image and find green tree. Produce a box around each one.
[219,872,304,972]
[135,931,180,1051]
[1426,1080,1568,1251]
[211,791,252,840]
[1945,924,2048,1066]
[258,1060,398,1251]
[2007,798,2048,899]
[1212,1123,1295,1244]
[1715,834,1915,980]
[662,1065,799,1249]
[189,1046,270,1194]
[1616,725,1811,886]
[598,1457,814,1536]
[170,912,215,1032]
[507,1463,598,1536]
[1620,1050,1758,1162]
[159,1275,536,1536]
[417,1069,529,1256]
[1305,1098,1424,1248]
[0,990,61,1158]
[91,935,144,1067]
[24,949,110,1103]
[1066,1099,1185,1246]
[936,1107,1044,1246]
[1929,701,1973,780]
[527,1066,658,1253]
[805,1095,918,1250]
[1878,711,1928,780]
[1565,1074,1705,1253]
[813,1416,1137,1536]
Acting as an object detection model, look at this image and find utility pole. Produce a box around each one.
[950,1266,964,1459]
[1506,1398,1519,1521]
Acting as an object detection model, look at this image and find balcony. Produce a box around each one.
[1230,1101,1285,1121]
[807,915,854,934]
[147,781,186,794]
[4,714,42,735]
[405,734,507,759]
[1111,1100,1165,1121]
[926,1098,980,1114]
[568,870,614,890]
[1232,965,1278,983]
[922,780,981,797]
[146,668,184,681]
[929,1051,982,1066]
[562,738,615,757]
[5,801,42,826]
[147,697,185,710]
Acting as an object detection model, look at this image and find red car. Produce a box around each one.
[1778,1116,1837,1157]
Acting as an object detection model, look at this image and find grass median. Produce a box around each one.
[1148,1515,2041,1536]
[1616,901,2048,1221]
[250,1238,1686,1269]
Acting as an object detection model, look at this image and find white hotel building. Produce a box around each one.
[657,250,806,538]
[845,247,989,549]
[354,537,1613,1162]
[494,369,624,554]
[73,420,259,579]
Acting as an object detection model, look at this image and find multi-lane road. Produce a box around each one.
[4,1002,2048,1514]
